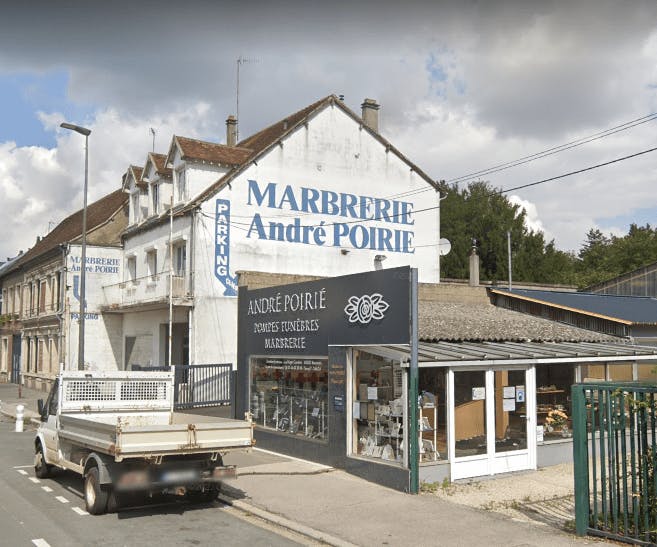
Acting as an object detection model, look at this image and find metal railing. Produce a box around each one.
[102,271,189,308]
[129,363,232,410]
[573,382,657,545]
[173,364,232,409]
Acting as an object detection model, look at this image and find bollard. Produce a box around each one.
[15,404,24,433]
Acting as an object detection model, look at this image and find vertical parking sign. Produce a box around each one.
[215,199,238,296]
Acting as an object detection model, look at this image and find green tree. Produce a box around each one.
[440,181,577,284]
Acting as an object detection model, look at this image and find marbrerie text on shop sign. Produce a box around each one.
[246,180,415,253]
[247,288,327,350]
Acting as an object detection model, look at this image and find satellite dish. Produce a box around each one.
[438,238,452,256]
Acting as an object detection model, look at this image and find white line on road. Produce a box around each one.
[55,496,69,504]
[72,507,88,516]
[32,540,51,547]
[13,465,34,469]
[29,477,40,483]
[16,469,28,475]
[42,486,53,493]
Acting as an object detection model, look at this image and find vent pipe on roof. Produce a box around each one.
[226,115,238,147]
[361,98,380,132]
[469,241,480,287]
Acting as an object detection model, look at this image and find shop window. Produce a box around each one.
[352,351,405,465]
[250,357,328,442]
[608,363,634,381]
[536,364,575,440]
[418,368,447,461]
[638,362,657,381]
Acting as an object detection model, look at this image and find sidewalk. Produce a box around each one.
[0,382,600,546]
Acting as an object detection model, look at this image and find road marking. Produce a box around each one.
[13,465,34,469]
[17,469,28,475]
[72,507,88,516]
[29,477,40,483]
[42,486,53,493]
[32,540,51,547]
[55,496,69,504]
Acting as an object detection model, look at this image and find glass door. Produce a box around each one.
[449,366,535,480]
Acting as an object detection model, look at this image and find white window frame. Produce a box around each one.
[176,168,186,202]
[173,243,187,277]
[151,183,159,215]
[146,250,158,281]
[126,255,137,283]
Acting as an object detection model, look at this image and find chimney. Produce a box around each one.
[469,244,480,287]
[361,98,380,132]
[226,115,238,147]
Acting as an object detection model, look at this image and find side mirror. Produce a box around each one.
[37,399,46,421]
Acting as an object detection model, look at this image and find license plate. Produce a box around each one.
[161,469,199,483]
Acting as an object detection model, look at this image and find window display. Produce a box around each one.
[419,368,446,461]
[352,351,405,465]
[536,364,575,440]
[250,357,328,442]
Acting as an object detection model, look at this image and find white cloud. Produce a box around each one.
[2,0,657,263]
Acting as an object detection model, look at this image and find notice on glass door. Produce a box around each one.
[472,387,486,400]
[503,398,516,412]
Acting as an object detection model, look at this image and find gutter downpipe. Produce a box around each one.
[168,196,173,368]
[189,207,197,366]
[59,243,69,371]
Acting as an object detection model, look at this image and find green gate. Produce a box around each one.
[573,382,657,545]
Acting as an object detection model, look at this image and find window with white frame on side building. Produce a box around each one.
[131,192,140,224]
[126,256,137,282]
[173,243,186,277]
[152,183,159,215]
[175,168,186,202]
[146,250,158,281]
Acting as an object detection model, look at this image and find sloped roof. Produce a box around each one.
[186,94,439,211]
[491,288,657,325]
[169,136,252,166]
[419,300,619,343]
[1,189,128,275]
[148,153,172,177]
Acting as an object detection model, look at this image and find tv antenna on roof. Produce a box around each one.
[236,56,259,142]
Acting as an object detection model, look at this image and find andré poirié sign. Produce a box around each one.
[241,266,412,355]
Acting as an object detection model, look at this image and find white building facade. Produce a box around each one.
[103,96,442,371]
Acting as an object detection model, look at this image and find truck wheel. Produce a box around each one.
[84,467,109,515]
[34,444,52,479]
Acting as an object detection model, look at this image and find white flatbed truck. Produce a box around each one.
[34,371,254,514]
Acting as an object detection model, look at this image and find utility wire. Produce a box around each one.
[500,145,657,194]
[383,112,657,202]
[200,145,657,241]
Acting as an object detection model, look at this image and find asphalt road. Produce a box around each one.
[0,415,308,547]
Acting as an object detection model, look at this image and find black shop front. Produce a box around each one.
[235,266,416,491]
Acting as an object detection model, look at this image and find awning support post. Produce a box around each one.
[409,267,419,493]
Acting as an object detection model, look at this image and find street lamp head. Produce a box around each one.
[60,122,91,136]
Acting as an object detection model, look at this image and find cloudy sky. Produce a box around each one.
[1,0,657,262]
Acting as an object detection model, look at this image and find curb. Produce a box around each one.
[218,493,358,547]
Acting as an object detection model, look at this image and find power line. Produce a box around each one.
[200,145,657,243]
[500,145,657,194]
[383,111,657,202]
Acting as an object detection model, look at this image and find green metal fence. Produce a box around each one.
[573,382,657,545]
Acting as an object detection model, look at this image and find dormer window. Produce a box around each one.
[176,168,186,202]
[152,183,159,215]
[131,192,140,223]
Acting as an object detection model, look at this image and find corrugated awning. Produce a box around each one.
[350,341,657,368]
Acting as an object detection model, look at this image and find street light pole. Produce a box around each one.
[60,122,91,371]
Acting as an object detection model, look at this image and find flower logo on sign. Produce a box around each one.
[344,294,389,325]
